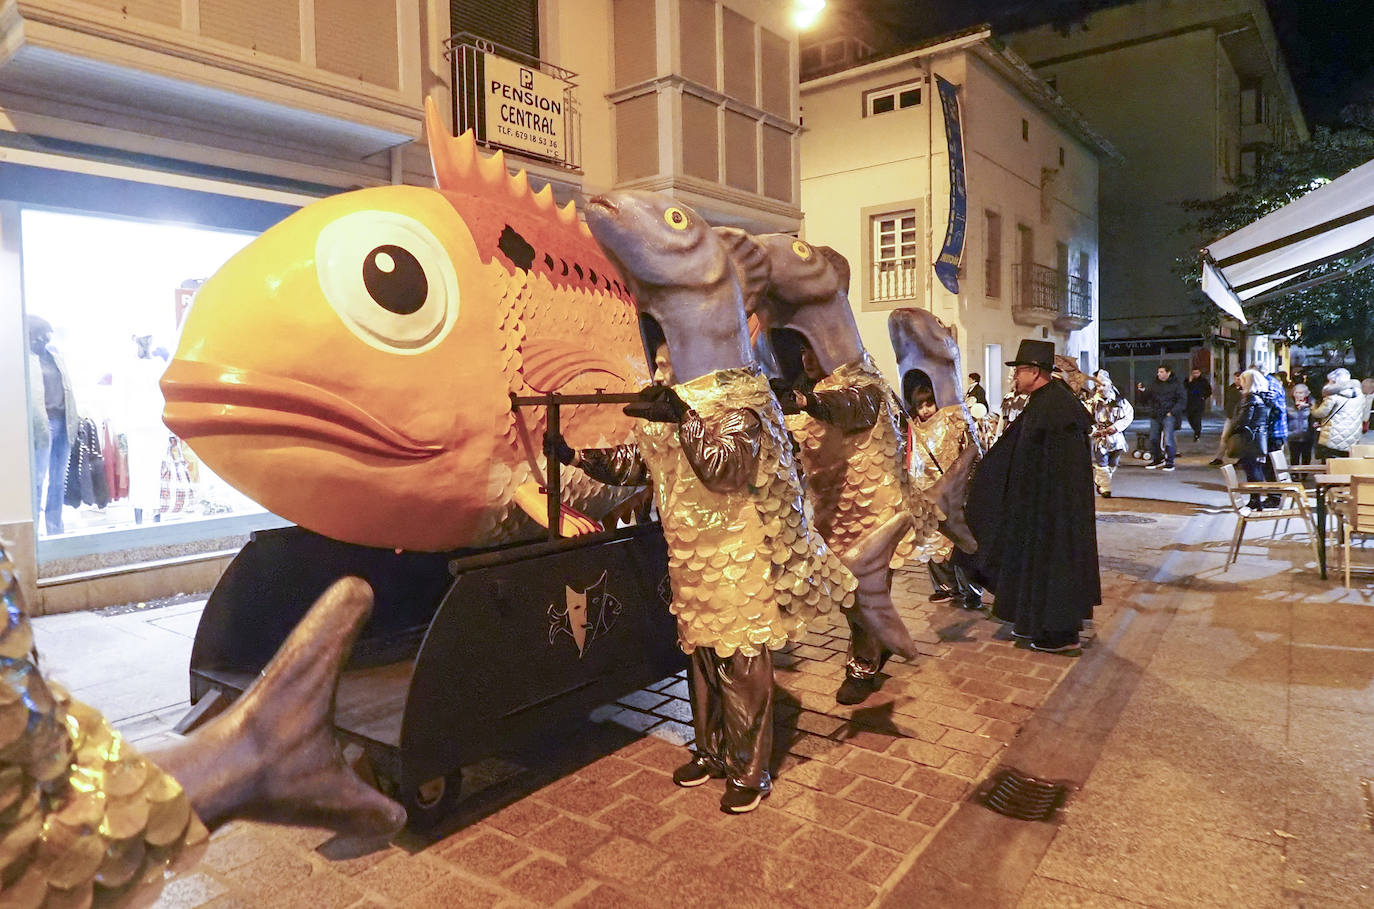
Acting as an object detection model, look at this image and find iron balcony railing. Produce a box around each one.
[1012,263,1093,324]
[444,32,582,171]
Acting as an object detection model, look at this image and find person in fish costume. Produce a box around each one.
[550,191,866,814]
[0,541,405,907]
[726,233,942,706]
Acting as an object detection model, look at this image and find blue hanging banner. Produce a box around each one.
[934,74,967,295]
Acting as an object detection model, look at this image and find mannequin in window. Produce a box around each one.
[27,316,77,535]
[126,333,169,524]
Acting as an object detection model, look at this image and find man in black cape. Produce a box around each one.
[960,340,1100,654]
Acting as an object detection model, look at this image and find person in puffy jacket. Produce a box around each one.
[1287,383,1314,465]
[1311,368,1365,459]
[1136,365,1187,469]
[1223,369,1271,509]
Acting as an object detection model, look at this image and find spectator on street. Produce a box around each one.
[1260,366,1289,501]
[965,372,988,410]
[1136,365,1186,471]
[1287,383,1315,465]
[962,340,1099,655]
[1209,371,1243,466]
[1184,369,1212,442]
[1223,369,1271,510]
[1311,367,1365,460]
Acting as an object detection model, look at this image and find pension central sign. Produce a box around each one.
[479,53,567,162]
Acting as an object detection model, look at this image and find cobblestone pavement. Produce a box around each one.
[104,532,1143,909]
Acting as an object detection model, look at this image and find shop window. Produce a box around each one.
[865,81,921,117]
[22,208,267,543]
[451,0,539,58]
[871,210,920,303]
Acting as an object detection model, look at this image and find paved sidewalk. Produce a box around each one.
[31,522,1147,909]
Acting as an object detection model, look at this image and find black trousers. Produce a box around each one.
[1186,403,1205,439]
[687,648,773,792]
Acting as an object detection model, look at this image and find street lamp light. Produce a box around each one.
[794,0,826,30]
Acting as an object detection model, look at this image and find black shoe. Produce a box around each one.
[1262,495,1281,508]
[1029,640,1082,656]
[1246,498,1263,511]
[836,674,877,705]
[720,781,770,814]
[673,756,725,788]
[1099,489,1112,498]
[1162,464,1175,471]
[959,596,984,611]
[1208,458,1223,466]
[928,590,955,603]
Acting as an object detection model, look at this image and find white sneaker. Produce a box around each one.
[1162,465,1175,472]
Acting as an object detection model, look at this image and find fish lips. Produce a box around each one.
[161,359,443,460]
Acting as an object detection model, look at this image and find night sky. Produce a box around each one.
[861,0,1374,129]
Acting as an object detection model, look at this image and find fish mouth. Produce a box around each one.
[161,359,443,460]
[586,195,618,216]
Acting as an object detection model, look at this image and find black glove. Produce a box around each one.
[623,384,690,423]
[770,378,803,415]
[543,432,576,465]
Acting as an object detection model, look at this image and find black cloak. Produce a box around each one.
[962,378,1100,646]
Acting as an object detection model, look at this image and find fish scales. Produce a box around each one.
[161,103,649,552]
[788,357,945,568]
[634,368,856,659]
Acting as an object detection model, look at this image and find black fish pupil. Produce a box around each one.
[363,245,427,315]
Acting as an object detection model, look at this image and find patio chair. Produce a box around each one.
[1323,459,1374,546]
[1338,476,1374,589]
[1219,464,1319,571]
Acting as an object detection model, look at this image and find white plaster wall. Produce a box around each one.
[802,47,1101,390]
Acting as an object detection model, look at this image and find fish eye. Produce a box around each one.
[792,240,812,260]
[315,211,460,354]
[663,207,690,230]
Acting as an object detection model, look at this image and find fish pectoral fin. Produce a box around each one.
[521,338,632,393]
[841,511,914,578]
[512,482,603,536]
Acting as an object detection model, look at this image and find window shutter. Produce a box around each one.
[452,0,539,58]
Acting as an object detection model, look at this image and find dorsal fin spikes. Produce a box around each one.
[479,148,508,188]
[532,181,554,213]
[425,97,484,192]
[508,168,531,202]
[558,198,579,228]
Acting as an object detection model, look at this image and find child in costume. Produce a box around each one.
[1085,370,1134,497]
[730,232,941,706]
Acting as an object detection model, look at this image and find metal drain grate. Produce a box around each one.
[1362,778,1374,832]
[978,768,1071,821]
[1096,514,1158,524]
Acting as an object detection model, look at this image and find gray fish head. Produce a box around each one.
[754,234,865,376]
[888,308,964,409]
[584,191,728,293]
[585,191,752,384]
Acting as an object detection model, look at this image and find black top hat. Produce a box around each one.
[1006,339,1055,371]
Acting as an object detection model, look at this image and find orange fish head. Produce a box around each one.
[162,184,510,551]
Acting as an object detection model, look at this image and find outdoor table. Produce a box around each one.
[1315,474,1351,579]
[1286,464,1327,475]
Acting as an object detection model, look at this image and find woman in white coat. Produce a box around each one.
[1311,367,1365,460]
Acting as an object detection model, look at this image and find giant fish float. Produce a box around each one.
[161,99,647,552]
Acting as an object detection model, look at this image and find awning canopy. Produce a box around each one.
[1201,155,1374,325]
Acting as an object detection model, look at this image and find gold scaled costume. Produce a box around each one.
[789,357,944,568]
[583,367,857,657]
[0,549,208,909]
[907,404,978,494]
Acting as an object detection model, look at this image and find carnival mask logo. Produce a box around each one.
[548,571,621,658]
